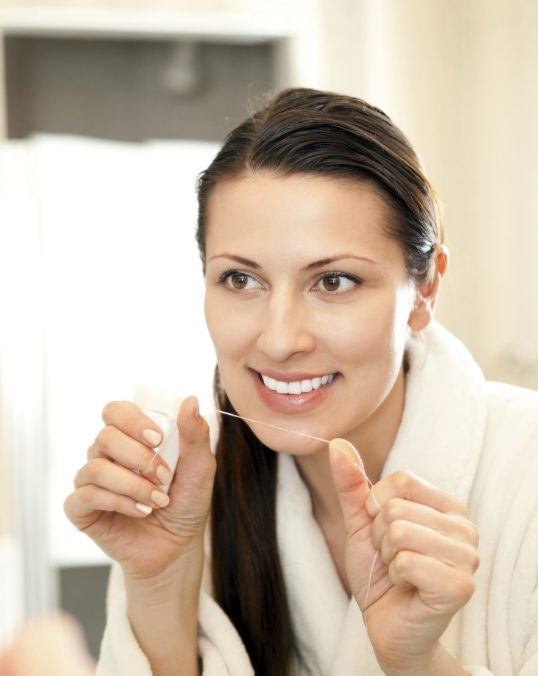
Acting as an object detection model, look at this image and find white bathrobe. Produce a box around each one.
[97,322,538,675]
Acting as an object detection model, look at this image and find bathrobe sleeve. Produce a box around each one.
[96,563,254,676]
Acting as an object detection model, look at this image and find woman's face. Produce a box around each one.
[204,172,417,455]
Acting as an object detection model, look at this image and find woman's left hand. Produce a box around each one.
[329,438,479,675]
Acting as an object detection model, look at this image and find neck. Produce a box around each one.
[295,447,342,524]
[294,448,349,594]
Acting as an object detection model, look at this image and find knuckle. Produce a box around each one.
[73,467,84,487]
[392,469,414,494]
[101,400,119,423]
[455,574,476,604]
[384,497,406,522]
[86,444,94,460]
[387,519,411,548]
[122,471,144,497]
[380,543,392,566]
[393,550,412,576]
[63,492,74,515]
[468,548,480,573]
[462,519,480,547]
[85,458,107,484]
[452,498,468,516]
[94,425,116,454]
[77,484,97,506]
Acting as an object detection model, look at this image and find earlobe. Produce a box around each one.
[407,283,437,332]
[407,245,449,333]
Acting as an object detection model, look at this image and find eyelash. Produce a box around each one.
[217,269,363,294]
[217,269,263,291]
[313,271,363,294]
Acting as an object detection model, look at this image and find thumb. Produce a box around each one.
[167,396,216,521]
[329,438,372,536]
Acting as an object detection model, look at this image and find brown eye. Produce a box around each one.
[322,275,341,291]
[230,273,249,289]
[220,271,262,291]
[314,273,360,294]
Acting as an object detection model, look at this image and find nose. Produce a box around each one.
[255,287,316,362]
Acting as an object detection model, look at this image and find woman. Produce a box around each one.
[65,88,538,676]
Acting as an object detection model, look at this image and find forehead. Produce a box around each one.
[205,172,402,265]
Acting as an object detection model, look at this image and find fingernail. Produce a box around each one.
[330,438,363,467]
[156,464,173,485]
[192,398,200,420]
[143,428,162,447]
[135,502,152,515]
[151,490,170,508]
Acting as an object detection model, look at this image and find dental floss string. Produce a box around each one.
[146,406,379,626]
[146,407,375,489]
[217,408,337,446]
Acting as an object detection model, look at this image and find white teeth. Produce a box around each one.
[265,377,276,390]
[288,381,302,395]
[276,381,288,394]
[301,379,313,393]
[260,373,335,395]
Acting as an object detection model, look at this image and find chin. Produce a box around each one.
[244,421,328,456]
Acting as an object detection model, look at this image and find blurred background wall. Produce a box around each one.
[1,0,537,657]
[321,0,538,389]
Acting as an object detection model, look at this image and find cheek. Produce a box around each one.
[204,293,254,360]
[330,288,412,369]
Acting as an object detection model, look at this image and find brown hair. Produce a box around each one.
[196,87,442,675]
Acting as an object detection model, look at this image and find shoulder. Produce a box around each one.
[474,381,538,512]
[486,379,538,407]
[484,380,538,439]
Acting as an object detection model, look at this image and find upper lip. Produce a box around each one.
[250,368,338,382]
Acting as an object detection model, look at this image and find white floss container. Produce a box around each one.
[134,385,182,493]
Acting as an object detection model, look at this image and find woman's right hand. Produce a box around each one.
[64,396,216,583]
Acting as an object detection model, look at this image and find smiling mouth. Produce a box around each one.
[256,372,338,395]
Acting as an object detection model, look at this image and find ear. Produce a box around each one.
[408,245,449,332]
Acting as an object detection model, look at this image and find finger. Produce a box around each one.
[365,470,467,519]
[370,497,479,549]
[74,458,170,511]
[101,400,164,450]
[328,438,371,538]
[167,397,216,522]
[380,520,480,573]
[388,550,476,613]
[64,484,155,529]
[88,425,173,486]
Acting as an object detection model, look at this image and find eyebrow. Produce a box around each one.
[208,254,379,269]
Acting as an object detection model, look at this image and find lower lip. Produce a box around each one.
[250,370,339,413]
